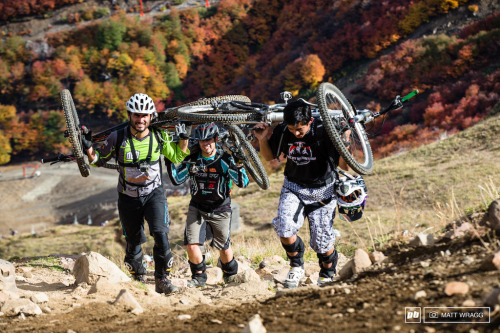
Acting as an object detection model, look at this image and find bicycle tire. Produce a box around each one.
[316,83,373,175]
[177,96,263,123]
[227,125,270,190]
[61,89,90,177]
[156,95,252,124]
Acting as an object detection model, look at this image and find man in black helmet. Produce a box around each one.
[82,93,190,295]
[254,99,348,288]
[166,123,249,287]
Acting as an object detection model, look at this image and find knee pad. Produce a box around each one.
[152,232,170,253]
[221,258,238,276]
[317,249,338,275]
[281,236,305,267]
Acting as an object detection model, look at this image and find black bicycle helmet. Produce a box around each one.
[193,123,219,141]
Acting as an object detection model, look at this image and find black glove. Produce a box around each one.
[81,126,93,151]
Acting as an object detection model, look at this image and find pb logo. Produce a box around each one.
[405,307,421,323]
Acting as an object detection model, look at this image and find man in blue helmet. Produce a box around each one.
[166,123,249,287]
[82,93,190,295]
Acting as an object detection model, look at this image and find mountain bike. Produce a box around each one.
[176,82,419,175]
[42,90,270,189]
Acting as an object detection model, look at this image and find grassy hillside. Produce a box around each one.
[2,110,499,265]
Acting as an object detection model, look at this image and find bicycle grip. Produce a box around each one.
[401,89,419,103]
[41,155,61,164]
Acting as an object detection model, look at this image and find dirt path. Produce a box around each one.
[0,162,119,235]
[2,231,499,332]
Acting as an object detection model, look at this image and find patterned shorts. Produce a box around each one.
[272,177,337,253]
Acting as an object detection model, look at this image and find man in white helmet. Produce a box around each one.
[83,93,190,295]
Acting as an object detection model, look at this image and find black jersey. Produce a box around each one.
[268,119,340,186]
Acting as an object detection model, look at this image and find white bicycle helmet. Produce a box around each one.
[336,174,367,222]
[126,93,157,118]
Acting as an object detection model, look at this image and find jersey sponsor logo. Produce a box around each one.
[198,173,207,177]
[288,142,316,165]
[209,168,217,172]
[199,183,204,189]
[209,174,218,178]
[126,151,140,160]
[127,176,150,182]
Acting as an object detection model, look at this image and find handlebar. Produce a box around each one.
[353,89,419,124]
[41,153,74,164]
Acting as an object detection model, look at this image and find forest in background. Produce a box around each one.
[0,0,499,164]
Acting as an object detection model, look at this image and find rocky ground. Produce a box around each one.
[1,215,499,333]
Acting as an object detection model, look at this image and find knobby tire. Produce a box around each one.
[61,89,90,177]
[227,125,270,190]
[316,83,373,175]
[177,96,262,123]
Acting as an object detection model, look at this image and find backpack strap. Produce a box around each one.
[114,126,126,165]
[274,123,288,161]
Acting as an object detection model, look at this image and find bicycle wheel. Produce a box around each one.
[61,89,90,177]
[177,96,263,123]
[226,125,270,190]
[316,83,373,175]
[157,95,253,124]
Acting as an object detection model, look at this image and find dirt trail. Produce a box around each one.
[0,163,119,235]
[2,230,499,333]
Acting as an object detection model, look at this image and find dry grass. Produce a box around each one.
[2,113,499,267]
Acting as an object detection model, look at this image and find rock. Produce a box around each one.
[258,260,269,269]
[88,277,123,295]
[242,314,266,333]
[30,292,49,304]
[353,249,371,274]
[131,307,144,315]
[444,282,469,296]
[22,271,33,279]
[177,314,191,320]
[414,290,427,300]
[347,308,355,313]
[211,319,222,324]
[442,222,474,239]
[41,306,52,313]
[462,299,476,307]
[482,288,500,307]
[228,269,261,284]
[480,251,500,271]
[0,260,19,302]
[255,268,272,280]
[482,199,500,231]
[410,233,434,247]
[369,251,386,264]
[206,267,223,284]
[1,298,42,316]
[113,289,143,313]
[338,260,354,280]
[171,278,188,289]
[263,255,285,265]
[73,252,131,285]
[236,259,252,273]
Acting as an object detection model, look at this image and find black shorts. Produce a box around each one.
[118,186,170,245]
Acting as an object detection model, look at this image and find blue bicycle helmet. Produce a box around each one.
[193,123,219,141]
